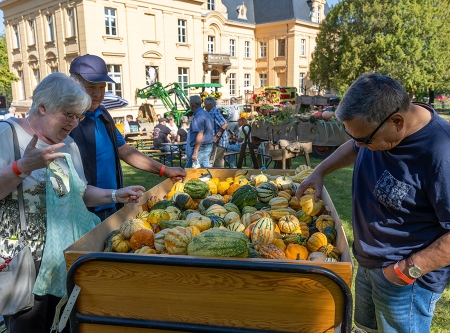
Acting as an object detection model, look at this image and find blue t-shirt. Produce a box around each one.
[352,104,450,293]
[188,107,214,147]
[85,109,126,211]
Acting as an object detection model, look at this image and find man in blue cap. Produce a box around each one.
[69,54,186,220]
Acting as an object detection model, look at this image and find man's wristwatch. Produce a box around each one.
[405,257,422,279]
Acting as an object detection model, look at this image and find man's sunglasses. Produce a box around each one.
[343,107,399,144]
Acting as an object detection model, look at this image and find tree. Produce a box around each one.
[310,0,450,97]
[0,34,18,104]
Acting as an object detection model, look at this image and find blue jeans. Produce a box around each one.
[160,145,179,163]
[186,143,213,168]
[354,265,441,333]
[227,144,241,167]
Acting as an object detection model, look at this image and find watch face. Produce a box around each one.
[409,266,422,279]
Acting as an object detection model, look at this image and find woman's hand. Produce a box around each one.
[115,186,146,204]
[18,135,66,174]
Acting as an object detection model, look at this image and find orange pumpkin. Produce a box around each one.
[130,229,155,250]
[285,244,309,260]
[227,183,242,196]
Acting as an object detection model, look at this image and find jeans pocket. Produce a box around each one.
[428,292,441,313]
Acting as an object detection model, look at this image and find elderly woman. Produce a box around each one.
[0,72,144,333]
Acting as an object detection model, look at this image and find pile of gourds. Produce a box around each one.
[103,166,341,262]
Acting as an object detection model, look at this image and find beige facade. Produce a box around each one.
[0,0,326,122]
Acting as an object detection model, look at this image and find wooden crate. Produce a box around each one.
[64,169,354,333]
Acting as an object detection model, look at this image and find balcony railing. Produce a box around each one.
[203,53,231,73]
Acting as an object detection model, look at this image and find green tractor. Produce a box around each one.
[135,82,190,125]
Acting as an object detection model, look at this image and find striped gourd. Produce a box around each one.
[223,203,241,216]
[240,213,252,227]
[227,222,246,233]
[164,226,193,255]
[269,207,297,220]
[250,211,271,224]
[187,229,250,257]
[241,206,257,215]
[297,210,313,225]
[293,221,310,238]
[251,217,275,245]
[277,215,300,234]
[269,197,289,209]
[256,182,278,203]
[204,204,228,217]
[224,212,241,226]
[154,228,170,253]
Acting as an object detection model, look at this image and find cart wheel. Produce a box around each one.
[312,145,337,159]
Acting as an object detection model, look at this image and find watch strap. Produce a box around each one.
[394,261,415,284]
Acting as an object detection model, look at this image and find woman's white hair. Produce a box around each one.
[28,72,91,116]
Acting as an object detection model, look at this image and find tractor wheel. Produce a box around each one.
[311,145,337,159]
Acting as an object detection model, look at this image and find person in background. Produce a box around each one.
[226,117,248,168]
[124,114,140,133]
[0,72,144,333]
[185,95,214,168]
[69,54,185,220]
[177,116,189,159]
[165,114,178,140]
[226,97,240,135]
[4,106,21,120]
[296,73,450,333]
[153,117,177,165]
[204,97,228,168]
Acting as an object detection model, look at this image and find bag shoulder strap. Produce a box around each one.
[1,120,27,231]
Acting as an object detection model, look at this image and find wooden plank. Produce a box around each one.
[74,261,345,332]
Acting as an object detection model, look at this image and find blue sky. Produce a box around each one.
[0,1,340,35]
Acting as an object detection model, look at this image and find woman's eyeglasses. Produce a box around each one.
[62,110,86,122]
[343,107,400,144]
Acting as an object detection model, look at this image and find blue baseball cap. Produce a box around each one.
[70,54,115,83]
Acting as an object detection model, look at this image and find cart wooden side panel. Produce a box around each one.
[64,169,354,333]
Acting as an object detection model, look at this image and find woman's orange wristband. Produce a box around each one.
[159,165,166,177]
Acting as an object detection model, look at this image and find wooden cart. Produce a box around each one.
[64,169,354,333]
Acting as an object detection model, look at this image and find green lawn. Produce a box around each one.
[121,154,450,332]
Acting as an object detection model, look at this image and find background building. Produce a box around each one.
[0,0,328,122]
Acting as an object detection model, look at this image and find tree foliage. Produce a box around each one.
[310,0,450,96]
[0,34,18,103]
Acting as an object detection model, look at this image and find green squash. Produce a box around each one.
[321,226,337,244]
[151,200,175,211]
[159,220,188,230]
[230,185,258,211]
[256,182,278,203]
[103,230,121,252]
[207,215,226,228]
[187,229,250,258]
[199,197,224,212]
[183,180,210,199]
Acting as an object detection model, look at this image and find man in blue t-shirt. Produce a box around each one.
[185,95,213,168]
[69,54,186,220]
[296,73,450,333]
